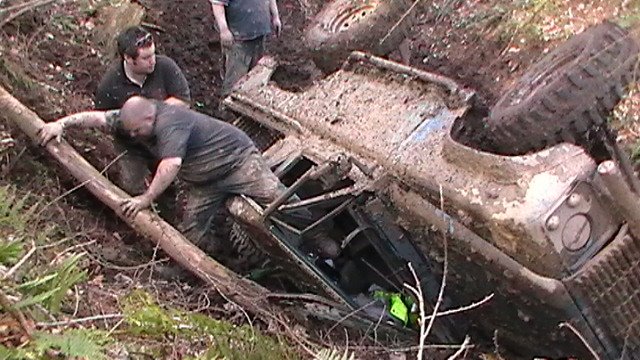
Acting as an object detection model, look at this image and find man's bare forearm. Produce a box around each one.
[142,157,182,203]
[58,111,108,129]
[164,97,190,108]
[269,0,279,19]
[210,3,229,32]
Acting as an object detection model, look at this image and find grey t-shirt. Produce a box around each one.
[212,0,272,41]
[149,104,256,183]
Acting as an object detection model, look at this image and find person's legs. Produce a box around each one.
[224,151,340,258]
[180,184,227,253]
[247,36,266,70]
[220,36,266,98]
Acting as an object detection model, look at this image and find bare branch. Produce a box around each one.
[36,313,122,327]
[0,0,58,29]
[423,293,494,321]
[379,0,422,46]
[0,287,33,338]
[447,335,471,360]
[3,240,36,280]
[559,322,601,360]
[424,185,449,338]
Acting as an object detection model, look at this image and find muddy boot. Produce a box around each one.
[303,233,340,259]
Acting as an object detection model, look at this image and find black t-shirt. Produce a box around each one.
[150,104,256,183]
[94,55,191,110]
[213,0,272,41]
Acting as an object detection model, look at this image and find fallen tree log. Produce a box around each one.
[0,84,274,314]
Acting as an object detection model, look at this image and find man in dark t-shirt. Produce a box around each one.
[39,96,340,261]
[95,25,191,196]
[209,0,281,97]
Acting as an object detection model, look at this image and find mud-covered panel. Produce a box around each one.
[247,62,453,157]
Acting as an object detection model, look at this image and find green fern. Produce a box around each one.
[0,330,108,360]
[16,253,86,313]
[0,344,31,360]
[0,186,33,233]
[314,348,356,360]
[33,329,108,359]
[0,240,23,265]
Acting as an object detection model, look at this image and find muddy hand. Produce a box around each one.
[219,29,234,48]
[272,17,282,37]
[120,195,152,219]
[38,122,64,146]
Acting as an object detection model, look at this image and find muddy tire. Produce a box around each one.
[303,0,418,73]
[475,21,639,160]
[228,221,270,269]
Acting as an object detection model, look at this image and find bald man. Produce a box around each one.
[38,96,339,259]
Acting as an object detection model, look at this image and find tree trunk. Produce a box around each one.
[0,85,273,314]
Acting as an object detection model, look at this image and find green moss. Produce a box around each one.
[123,290,301,359]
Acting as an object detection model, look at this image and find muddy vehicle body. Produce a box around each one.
[220,21,640,359]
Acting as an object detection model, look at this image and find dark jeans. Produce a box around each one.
[221,36,266,97]
[180,150,286,247]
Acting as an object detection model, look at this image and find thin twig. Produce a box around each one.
[36,313,123,327]
[266,292,341,307]
[72,285,80,317]
[198,270,255,333]
[423,293,493,321]
[0,0,51,13]
[35,303,56,322]
[558,322,601,360]
[141,21,165,33]
[324,299,378,339]
[351,343,475,353]
[372,300,387,345]
[0,287,33,337]
[379,0,422,46]
[147,241,161,282]
[52,240,94,263]
[38,235,75,249]
[3,240,36,279]
[404,264,427,360]
[106,318,125,337]
[2,145,27,177]
[35,151,125,220]
[0,0,57,28]
[35,179,93,219]
[424,185,449,341]
[447,335,471,360]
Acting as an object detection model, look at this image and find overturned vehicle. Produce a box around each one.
[220,20,640,359]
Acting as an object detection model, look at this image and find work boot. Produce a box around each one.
[303,233,340,259]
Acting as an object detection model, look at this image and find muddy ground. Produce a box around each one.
[0,0,639,357]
